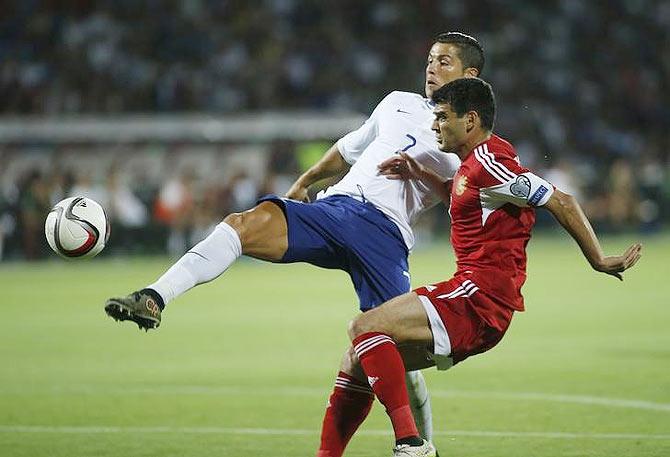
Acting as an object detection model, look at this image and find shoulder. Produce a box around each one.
[385,90,425,102]
[485,134,518,160]
[375,91,426,111]
[470,135,524,184]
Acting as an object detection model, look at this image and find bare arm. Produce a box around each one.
[378,152,452,204]
[285,143,350,202]
[543,189,642,280]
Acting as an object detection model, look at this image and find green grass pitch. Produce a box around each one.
[1,233,668,456]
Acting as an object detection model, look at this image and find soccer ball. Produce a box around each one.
[45,196,110,259]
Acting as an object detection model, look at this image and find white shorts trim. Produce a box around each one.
[418,295,454,370]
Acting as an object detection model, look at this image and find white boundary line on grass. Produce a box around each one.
[0,426,669,441]
[6,385,669,413]
[429,390,670,413]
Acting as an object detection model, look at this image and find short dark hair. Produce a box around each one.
[432,78,496,131]
[435,32,485,75]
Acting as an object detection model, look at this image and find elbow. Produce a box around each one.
[554,189,576,210]
[544,189,579,222]
[548,189,580,218]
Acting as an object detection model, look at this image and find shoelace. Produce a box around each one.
[394,444,415,454]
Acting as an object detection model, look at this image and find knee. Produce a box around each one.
[223,204,277,244]
[223,212,244,230]
[222,211,249,242]
[340,346,367,382]
[340,346,359,374]
[348,313,376,340]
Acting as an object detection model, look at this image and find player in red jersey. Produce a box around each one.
[322,78,642,456]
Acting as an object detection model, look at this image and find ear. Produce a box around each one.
[466,111,478,132]
[463,67,479,78]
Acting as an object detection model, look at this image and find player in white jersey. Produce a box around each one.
[318,90,455,250]
[104,32,484,454]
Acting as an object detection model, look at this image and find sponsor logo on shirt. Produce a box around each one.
[454,175,468,196]
[510,175,531,198]
[528,185,549,206]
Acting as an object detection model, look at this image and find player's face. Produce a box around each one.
[425,42,467,98]
[431,103,468,152]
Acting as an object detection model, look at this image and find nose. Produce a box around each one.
[431,118,439,132]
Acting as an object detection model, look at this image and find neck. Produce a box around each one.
[456,130,491,160]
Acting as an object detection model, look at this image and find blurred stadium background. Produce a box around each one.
[1,2,669,457]
[1,0,669,260]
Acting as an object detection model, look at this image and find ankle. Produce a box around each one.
[141,288,165,310]
[396,436,423,447]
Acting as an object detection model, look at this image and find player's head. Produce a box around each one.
[430,78,495,153]
[425,32,484,98]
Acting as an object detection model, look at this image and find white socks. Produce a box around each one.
[405,370,433,442]
[147,222,242,305]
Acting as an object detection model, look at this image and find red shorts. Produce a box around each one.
[414,271,516,367]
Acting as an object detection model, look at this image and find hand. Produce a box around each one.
[377,152,426,180]
[285,182,310,202]
[594,243,642,281]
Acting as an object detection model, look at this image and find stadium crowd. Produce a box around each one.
[1,0,668,260]
[0,140,302,260]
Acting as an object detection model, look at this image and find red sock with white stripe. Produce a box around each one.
[352,332,419,442]
[316,371,374,457]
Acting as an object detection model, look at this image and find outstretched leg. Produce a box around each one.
[147,201,288,304]
[105,202,288,329]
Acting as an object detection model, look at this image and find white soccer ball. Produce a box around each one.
[45,196,110,259]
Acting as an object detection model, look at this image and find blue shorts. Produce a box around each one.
[258,194,410,311]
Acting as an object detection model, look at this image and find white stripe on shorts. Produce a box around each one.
[436,279,479,300]
[417,295,451,358]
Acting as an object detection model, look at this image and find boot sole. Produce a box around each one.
[105,300,160,331]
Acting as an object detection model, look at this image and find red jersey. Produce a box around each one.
[448,134,554,311]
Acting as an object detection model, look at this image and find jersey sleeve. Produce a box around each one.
[474,144,554,207]
[336,92,393,164]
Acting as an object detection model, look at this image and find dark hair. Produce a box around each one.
[434,32,485,75]
[432,78,496,131]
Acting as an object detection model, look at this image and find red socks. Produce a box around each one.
[317,371,374,457]
[316,332,419,456]
[352,332,418,442]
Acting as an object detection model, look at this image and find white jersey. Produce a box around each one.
[319,91,460,250]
